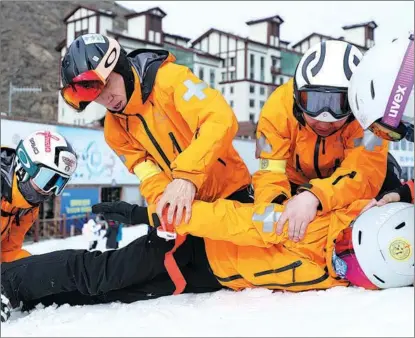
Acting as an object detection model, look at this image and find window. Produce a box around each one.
[210,69,215,88]
[260,101,265,109]
[260,56,265,82]
[199,68,204,81]
[75,28,88,39]
[401,139,407,151]
[249,99,255,108]
[250,54,255,80]
[230,86,234,94]
[221,87,225,95]
[149,16,162,31]
[272,75,276,84]
[367,27,374,40]
[393,141,400,151]
[230,71,236,80]
[230,100,234,108]
[272,56,277,67]
[249,113,255,122]
[270,22,280,37]
[222,72,226,81]
[249,85,255,94]
[279,77,284,85]
[101,187,122,203]
[260,86,265,95]
[230,57,235,67]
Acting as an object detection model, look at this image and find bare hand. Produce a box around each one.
[360,192,401,214]
[276,191,320,242]
[156,178,196,226]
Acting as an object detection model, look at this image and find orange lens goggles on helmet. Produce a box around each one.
[369,121,405,141]
[60,70,105,111]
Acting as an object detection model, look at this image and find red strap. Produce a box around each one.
[164,233,187,295]
[406,180,414,203]
[159,208,187,294]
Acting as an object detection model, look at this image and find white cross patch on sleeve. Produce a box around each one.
[183,80,208,101]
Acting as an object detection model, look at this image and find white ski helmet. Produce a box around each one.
[352,202,414,289]
[348,34,414,141]
[294,40,363,122]
[15,130,77,196]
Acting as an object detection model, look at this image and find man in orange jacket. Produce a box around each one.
[1,198,412,322]
[1,131,77,263]
[254,40,401,242]
[60,34,252,227]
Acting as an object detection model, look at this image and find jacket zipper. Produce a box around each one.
[314,136,323,178]
[322,138,326,155]
[253,269,330,288]
[332,171,357,185]
[169,132,183,154]
[1,208,16,236]
[135,114,171,168]
[193,127,226,166]
[296,154,303,173]
[254,260,302,277]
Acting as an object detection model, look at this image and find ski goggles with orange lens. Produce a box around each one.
[60,70,106,112]
[368,121,408,142]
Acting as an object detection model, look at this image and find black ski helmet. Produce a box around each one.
[61,33,129,111]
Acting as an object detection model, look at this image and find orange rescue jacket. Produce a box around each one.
[104,50,251,203]
[1,147,39,262]
[147,198,369,292]
[253,79,389,213]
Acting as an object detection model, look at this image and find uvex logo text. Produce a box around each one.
[388,85,408,118]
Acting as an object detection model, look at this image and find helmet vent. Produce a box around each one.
[395,222,406,230]
[370,80,375,99]
[358,230,362,245]
[355,93,359,111]
[373,274,385,284]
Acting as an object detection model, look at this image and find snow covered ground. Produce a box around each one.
[2,225,414,337]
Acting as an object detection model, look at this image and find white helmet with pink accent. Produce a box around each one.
[15,130,77,196]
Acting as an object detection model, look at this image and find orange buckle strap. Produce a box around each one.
[164,233,187,295]
[155,209,187,295]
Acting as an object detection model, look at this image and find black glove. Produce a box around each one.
[92,201,149,225]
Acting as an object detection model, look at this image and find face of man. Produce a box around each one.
[94,72,127,112]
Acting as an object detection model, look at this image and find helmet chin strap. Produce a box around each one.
[17,179,51,205]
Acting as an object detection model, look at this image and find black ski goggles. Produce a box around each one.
[296,87,351,122]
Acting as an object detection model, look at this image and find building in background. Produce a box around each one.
[292,21,377,54]
[56,6,223,126]
[56,5,375,126]
[191,15,302,123]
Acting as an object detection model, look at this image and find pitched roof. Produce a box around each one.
[63,5,115,22]
[191,28,287,52]
[342,21,378,30]
[291,32,341,48]
[124,6,167,19]
[164,41,224,61]
[163,32,191,43]
[246,15,284,26]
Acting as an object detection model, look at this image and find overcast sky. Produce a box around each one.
[117,1,414,46]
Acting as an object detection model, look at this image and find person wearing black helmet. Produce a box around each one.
[60,33,252,223]
[59,33,252,296]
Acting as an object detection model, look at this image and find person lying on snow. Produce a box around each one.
[1,199,413,322]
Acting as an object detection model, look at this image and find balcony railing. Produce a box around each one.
[271,66,281,74]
